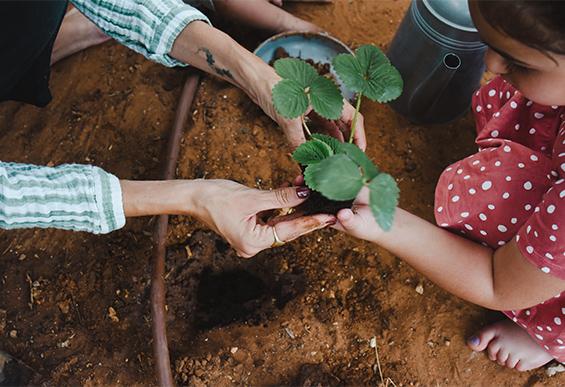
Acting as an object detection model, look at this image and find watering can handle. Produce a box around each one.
[408,53,461,120]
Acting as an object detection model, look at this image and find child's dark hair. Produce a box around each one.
[478,1,565,55]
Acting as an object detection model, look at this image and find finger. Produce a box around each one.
[335,208,360,233]
[283,119,307,149]
[274,213,336,242]
[293,174,304,186]
[269,0,283,6]
[260,186,311,210]
[352,112,367,151]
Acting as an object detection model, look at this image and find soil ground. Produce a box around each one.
[0,0,563,386]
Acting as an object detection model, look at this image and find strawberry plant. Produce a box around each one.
[271,44,403,230]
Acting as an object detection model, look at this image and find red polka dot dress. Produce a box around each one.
[435,76,565,361]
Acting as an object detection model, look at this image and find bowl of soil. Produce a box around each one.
[254,32,356,101]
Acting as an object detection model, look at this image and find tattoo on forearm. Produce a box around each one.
[198,48,234,80]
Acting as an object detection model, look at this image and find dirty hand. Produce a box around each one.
[331,188,380,242]
[193,180,336,258]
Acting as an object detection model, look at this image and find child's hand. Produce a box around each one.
[332,188,380,242]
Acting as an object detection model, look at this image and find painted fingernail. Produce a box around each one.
[468,336,480,346]
[296,186,310,199]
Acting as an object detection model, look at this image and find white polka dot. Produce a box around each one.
[498,225,508,232]
[461,212,469,218]
[516,234,521,242]
[480,230,487,236]
[463,175,471,180]
[511,218,517,224]
[480,166,486,172]
[535,333,544,340]
[468,188,476,195]
[558,339,565,344]
[534,112,544,119]
[494,161,501,167]
[457,168,463,175]
[542,267,551,273]
[550,235,557,242]
[526,246,534,254]
[452,195,460,203]
[514,124,520,130]
[503,145,511,152]
[481,181,493,191]
[561,163,565,173]
[526,100,533,106]
[494,112,501,117]
[491,130,499,137]
[448,183,454,191]
[488,204,495,210]
[523,181,533,190]
[537,325,544,331]
[440,223,449,227]
[534,231,539,238]
[518,163,525,169]
[498,241,506,246]
[479,213,487,221]
[529,128,536,135]
[476,105,482,112]
[487,104,492,109]
[488,89,496,97]
[472,160,480,166]
[510,101,518,109]
[502,192,510,199]
[530,155,539,162]
[437,206,443,213]
[525,204,532,211]
[552,224,559,230]
[505,176,512,182]
[464,224,473,230]
[547,205,556,214]
[527,225,532,234]
[546,253,554,260]
[560,190,565,199]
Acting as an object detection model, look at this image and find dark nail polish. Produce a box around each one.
[296,186,310,199]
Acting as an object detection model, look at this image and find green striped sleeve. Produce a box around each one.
[0,162,125,234]
[70,0,211,67]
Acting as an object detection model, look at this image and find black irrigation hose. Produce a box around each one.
[151,72,200,387]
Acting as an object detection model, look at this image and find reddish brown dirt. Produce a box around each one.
[0,1,563,386]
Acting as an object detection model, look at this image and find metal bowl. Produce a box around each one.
[254,32,355,101]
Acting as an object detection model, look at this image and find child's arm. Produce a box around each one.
[333,191,565,311]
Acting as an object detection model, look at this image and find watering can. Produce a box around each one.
[387,0,486,124]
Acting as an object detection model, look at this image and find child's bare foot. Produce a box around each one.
[51,8,110,65]
[467,320,554,371]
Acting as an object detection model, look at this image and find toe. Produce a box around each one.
[468,325,498,352]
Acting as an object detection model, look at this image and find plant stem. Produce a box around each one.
[349,93,362,143]
[301,116,312,137]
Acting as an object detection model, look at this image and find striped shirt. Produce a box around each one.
[1,0,210,234]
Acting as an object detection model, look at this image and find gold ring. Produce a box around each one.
[271,227,285,248]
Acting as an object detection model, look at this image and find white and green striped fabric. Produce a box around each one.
[0,163,125,234]
[71,0,211,67]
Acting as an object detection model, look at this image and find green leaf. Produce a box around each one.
[332,53,366,93]
[292,140,332,165]
[311,133,344,154]
[332,44,403,103]
[304,154,363,201]
[339,143,379,180]
[274,58,318,88]
[368,173,399,231]
[309,76,344,120]
[272,79,309,119]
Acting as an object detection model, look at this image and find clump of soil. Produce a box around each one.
[270,47,331,76]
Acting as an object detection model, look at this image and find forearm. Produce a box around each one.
[170,21,279,114]
[120,179,204,217]
[369,208,501,308]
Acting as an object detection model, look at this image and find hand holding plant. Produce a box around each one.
[271,44,403,230]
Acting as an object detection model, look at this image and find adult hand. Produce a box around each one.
[193,180,336,257]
